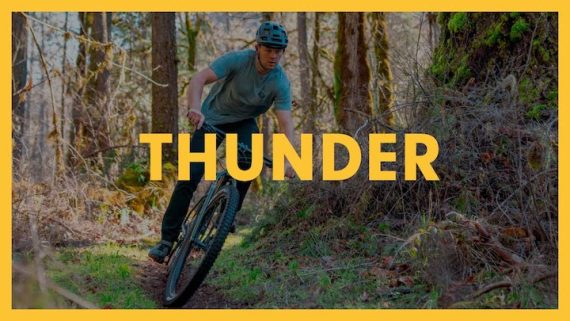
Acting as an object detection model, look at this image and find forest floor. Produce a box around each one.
[14,220,557,309]
[135,230,259,309]
[12,183,558,309]
[136,254,243,309]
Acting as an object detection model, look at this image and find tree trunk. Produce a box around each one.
[310,12,321,132]
[84,12,112,158]
[426,12,438,52]
[334,13,372,134]
[151,12,179,164]
[369,12,394,125]
[184,13,200,72]
[12,12,28,173]
[69,12,89,166]
[297,13,312,133]
[35,16,47,178]
[224,13,230,32]
[60,12,69,163]
[255,12,276,188]
[138,13,151,137]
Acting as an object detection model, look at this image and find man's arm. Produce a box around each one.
[275,110,294,142]
[187,67,218,128]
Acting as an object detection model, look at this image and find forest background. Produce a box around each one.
[11,12,558,309]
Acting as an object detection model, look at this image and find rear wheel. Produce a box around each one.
[163,185,239,307]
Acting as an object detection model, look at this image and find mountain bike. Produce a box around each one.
[162,122,272,307]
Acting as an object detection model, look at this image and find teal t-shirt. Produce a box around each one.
[201,49,292,125]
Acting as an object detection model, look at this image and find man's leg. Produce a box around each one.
[161,127,226,242]
[150,128,220,263]
[218,118,260,212]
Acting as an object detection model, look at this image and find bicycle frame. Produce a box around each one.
[163,122,276,306]
[169,122,272,263]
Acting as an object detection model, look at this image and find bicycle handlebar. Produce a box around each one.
[200,122,273,168]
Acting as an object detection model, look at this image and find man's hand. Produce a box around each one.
[186,68,218,130]
[188,108,205,129]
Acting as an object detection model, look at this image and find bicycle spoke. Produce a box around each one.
[194,240,207,250]
[163,184,239,307]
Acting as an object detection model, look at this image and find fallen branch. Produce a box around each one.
[471,279,512,298]
[470,270,557,300]
[531,271,557,284]
[447,211,524,266]
[470,220,524,265]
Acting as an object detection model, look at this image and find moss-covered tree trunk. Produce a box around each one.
[310,12,321,131]
[84,12,113,158]
[334,12,372,134]
[427,12,438,51]
[369,12,394,125]
[298,12,313,133]
[151,12,179,165]
[59,12,69,163]
[12,12,28,172]
[184,13,201,72]
[431,13,557,117]
[69,12,89,166]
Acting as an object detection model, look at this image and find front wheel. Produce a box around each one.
[163,184,240,307]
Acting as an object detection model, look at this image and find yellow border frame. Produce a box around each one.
[2,1,565,320]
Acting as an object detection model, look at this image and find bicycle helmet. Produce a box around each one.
[256,21,288,49]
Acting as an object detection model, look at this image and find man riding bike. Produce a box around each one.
[149,21,296,263]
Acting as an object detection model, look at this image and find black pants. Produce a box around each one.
[161,118,259,243]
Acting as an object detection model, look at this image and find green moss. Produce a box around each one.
[430,44,463,85]
[437,12,449,25]
[454,65,470,85]
[547,89,558,105]
[518,78,541,104]
[451,55,471,86]
[430,50,447,80]
[526,104,547,121]
[538,46,551,62]
[430,47,472,87]
[510,18,529,42]
[509,12,521,19]
[448,13,468,33]
[117,162,149,188]
[162,161,177,180]
[485,23,504,46]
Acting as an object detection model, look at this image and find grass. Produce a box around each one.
[34,218,555,309]
[203,213,557,309]
[207,223,433,308]
[46,243,157,308]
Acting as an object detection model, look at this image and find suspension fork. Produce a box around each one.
[188,170,235,250]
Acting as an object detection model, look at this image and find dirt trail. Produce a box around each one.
[134,259,247,309]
